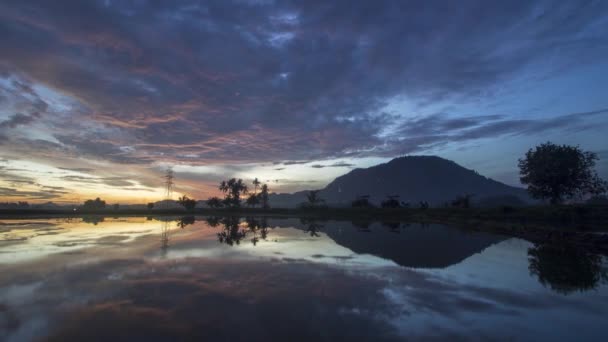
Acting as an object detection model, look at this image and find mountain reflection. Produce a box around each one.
[528,242,608,295]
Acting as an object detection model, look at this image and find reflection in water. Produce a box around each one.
[528,242,608,295]
[82,216,105,225]
[216,216,247,246]
[160,221,170,258]
[300,217,324,237]
[2,216,608,341]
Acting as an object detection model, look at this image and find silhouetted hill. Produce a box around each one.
[270,156,528,207]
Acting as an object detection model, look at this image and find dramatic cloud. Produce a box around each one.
[0,0,607,201]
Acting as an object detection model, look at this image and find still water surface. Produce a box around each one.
[1,216,607,341]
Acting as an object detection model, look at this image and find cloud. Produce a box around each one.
[311,161,355,168]
[1,1,608,199]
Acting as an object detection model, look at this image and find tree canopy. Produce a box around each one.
[518,142,607,204]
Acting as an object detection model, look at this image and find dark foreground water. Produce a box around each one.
[1,216,607,341]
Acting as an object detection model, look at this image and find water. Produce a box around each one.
[1,216,607,341]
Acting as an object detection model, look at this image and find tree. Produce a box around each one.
[245,193,260,207]
[381,195,400,208]
[519,142,607,204]
[207,196,223,208]
[219,178,248,208]
[113,203,120,210]
[260,183,270,209]
[252,178,261,195]
[177,195,197,211]
[451,194,473,208]
[352,195,373,208]
[83,197,106,210]
[308,190,324,206]
[147,202,154,210]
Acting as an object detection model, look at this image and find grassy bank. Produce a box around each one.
[1,205,607,229]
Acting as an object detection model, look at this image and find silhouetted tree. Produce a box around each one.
[217,216,247,245]
[147,202,154,210]
[519,142,607,204]
[245,193,260,207]
[352,195,374,208]
[260,183,270,209]
[83,197,106,210]
[301,190,325,208]
[381,195,400,208]
[451,194,473,208]
[113,204,119,210]
[300,218,324,237]
[219,178,248,208]
[205,216,221,228]
[177,216,195,229]
[528,242,608,295]
[252,177,261,195]
[206,196,223,208]
[177,195,197,211]
[17,201,30,208]
[419,201,429,210]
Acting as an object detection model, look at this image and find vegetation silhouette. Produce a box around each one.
[219,178,248,208]
[216,216,247,245]
[147,202,154,210]
[528,242,608,295]
[451,194,473,208]
[245,193,260,207]
[381,220,401,233]
[259,184,270,209]
[244,216,271,245]
[519,142,607,204]
[204,216,222,228]
[381,195,400,208]
[82,216,105,225]
[82,197,106,210]
[351,195,374,208]
[177,216,195,229]
[206,196,223,208]
[300,190,326,209]
[300,217,324,237]
[177,195,197,211]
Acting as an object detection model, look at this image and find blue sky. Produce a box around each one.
[0,0,607,203]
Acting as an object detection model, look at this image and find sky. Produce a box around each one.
[0,0,607,204]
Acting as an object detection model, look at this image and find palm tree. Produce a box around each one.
[219,178,248,207]
[260,184,270,209]
[252,178,261,195]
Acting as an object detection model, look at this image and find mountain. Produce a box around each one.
[269,155,528,207]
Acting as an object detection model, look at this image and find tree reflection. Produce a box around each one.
[177,216,195,229]
[82,216,105,225]
[300,218,324,237]
[351,219,372,232]
[244,217,270,245]
[204,216,221,228]
[217,216,247,246]
[381,220,401,233]
[528,242,608,295]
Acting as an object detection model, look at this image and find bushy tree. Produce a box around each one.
[83,197,106,210]
[147,202,154,210]
[245,193,260,207]
[301,190,325,209]
[381,195,400,208]
[178,195,197,211]
[352,195,373,208]
[207,196,223,208]
[519,142,607,204]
